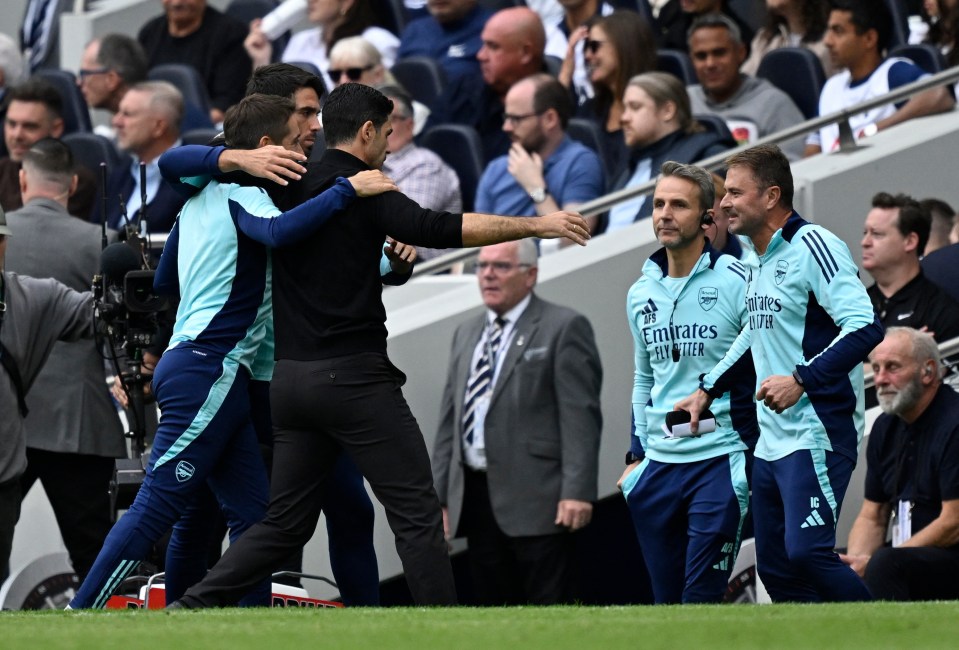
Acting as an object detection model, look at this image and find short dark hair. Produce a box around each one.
[22,137,75,187]
[829,0,893,54]
[7,77,63,119]
[528,73,572,130]
[872,192,930,256]
[97,34,147,85]
[725,144,794,209]
[321,83,392,147]
[246,63,326,102]
[223,94,295,150]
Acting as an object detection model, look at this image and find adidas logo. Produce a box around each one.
[641,299,658,324]
[801,509,826,528]
[712,542,734,571]
[712,558,729,571]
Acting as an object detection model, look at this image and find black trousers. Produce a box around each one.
[865,545,959,600]
[462,468,575,605]
[180,353,457,607]
[0,476,22,584]
[19,448,115,582]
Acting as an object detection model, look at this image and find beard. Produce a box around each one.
[877,374,924,416]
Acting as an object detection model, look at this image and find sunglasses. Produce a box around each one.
[329,65,375,81]
[584,39,605,54]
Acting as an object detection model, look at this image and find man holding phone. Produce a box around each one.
[620,161,757,603]
[675,145,883,602]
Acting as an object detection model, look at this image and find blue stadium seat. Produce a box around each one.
[656,49,697,86]
[181,127,223,146]
[390,57,446,110]
[694,114,736,144]
[418,124,484,213]
[63,132,121,177]
[35,69,92,134]
[756,47,826,120]
[148,64,214,130]
[884,0,910,50]
[566,118,610,188]
[371,0,406,36]
[890,43,947,74]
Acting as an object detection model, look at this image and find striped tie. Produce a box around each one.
[462,317,505,445]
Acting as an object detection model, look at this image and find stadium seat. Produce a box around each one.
[63,131,122,177]
[35,69,92,134]
[883,0,910,50]
[418,124,484,213]
[890,43,947,74]
[390,57,446,110]
[371,0,406,36]
[656,49,697,86]
[756,47,826,120]
[694,114,736,144]
[181,127,223,146]
[566,118,610,188]
[147,64,214,130]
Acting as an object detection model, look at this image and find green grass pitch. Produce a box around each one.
[3,603,959,650]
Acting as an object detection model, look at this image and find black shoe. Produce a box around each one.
[165,599,191,610]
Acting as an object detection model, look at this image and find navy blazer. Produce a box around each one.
[93,156,185,234]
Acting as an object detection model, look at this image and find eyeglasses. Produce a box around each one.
[78,67,110,78]
[329,65,375,81]
[584,39,605,54]
[502,111,544,126]
[475,261,532,274]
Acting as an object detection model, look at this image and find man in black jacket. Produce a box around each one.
[173,83,589,608]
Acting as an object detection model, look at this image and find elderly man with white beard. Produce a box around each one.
[840,327,959,600]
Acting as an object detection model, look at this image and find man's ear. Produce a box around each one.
[18,167,27,197]
[258,135,273,148]
[68,173,78,198]
[361,120,376,142]
[50,117,64,138]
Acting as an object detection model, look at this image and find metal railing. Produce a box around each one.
[863,334,959,390]
[412,64,959,277]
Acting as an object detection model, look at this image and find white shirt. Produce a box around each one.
[282,25,400,92]
[606,157,653,232]
[461,294,532,470]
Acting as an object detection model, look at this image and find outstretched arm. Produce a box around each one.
[460,210,590,247]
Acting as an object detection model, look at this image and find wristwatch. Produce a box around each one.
[528,186,547,204]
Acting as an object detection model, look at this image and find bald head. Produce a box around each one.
[477,7,546,96]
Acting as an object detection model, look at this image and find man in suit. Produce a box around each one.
[100,81,185,236]
[433,238,602,605]
[3,137,125,582]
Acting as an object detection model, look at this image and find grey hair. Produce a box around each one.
[884,326,943,376]
[128,81,184,134]
[516,238,539,267]
[687,12,743,45]
[0,33,23,86]
[660,161,715,213]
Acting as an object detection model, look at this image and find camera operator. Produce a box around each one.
[0,208,98,585]
[3,138,126,584]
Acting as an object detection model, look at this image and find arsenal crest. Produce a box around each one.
[698,287,718,311]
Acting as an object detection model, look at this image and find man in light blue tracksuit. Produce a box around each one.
[621,161,758,603]
[678,144,884,602]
